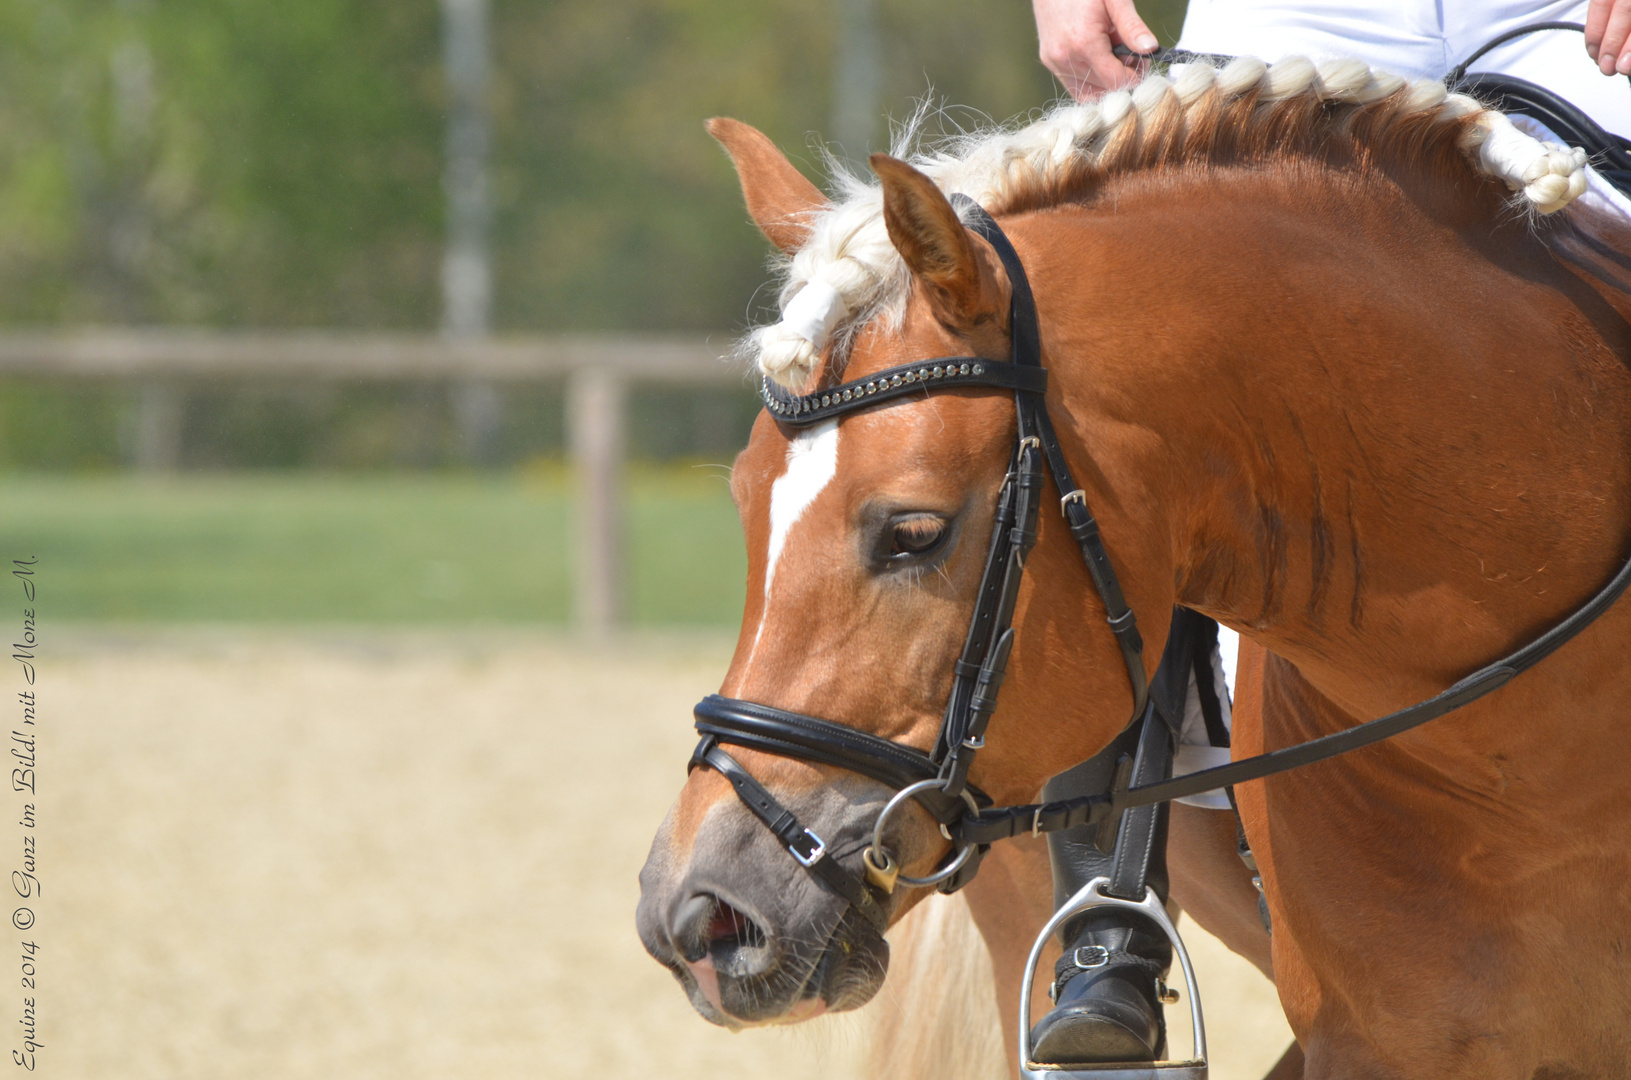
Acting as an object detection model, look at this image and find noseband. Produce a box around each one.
[688,196,1631,936]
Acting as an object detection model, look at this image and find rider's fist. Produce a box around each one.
[1032,0,1159,100]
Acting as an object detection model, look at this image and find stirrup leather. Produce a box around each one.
[1020,878,1206,1080]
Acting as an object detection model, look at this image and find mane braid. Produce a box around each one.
[750,55,1589,388]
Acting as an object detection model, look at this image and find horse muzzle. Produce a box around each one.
[635,791,898,1026]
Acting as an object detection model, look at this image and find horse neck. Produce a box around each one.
[1007,170,1631,740]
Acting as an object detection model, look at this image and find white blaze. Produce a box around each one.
[747,420,839,660]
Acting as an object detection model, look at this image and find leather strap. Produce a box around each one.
[1106,704,1175,900]
[956,789,1115,846]
[1052,946,1165,996]
[1111,44,1237,67]
[695,743,890,933]
[1099,609,1193,901]
[933,452,1021,767]
[1119,538,1631,808]
[762,358,1047,426]
[936,436,1042,795]
[1443,21,1587,87]
[696,695,935,795]
[955,195,1150,722]
[693,695,985,821]
[954,534,1631,842]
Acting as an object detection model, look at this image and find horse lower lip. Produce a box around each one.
[690,952,831,1026]
[686,955,725,1012]
[782,997,828,1022]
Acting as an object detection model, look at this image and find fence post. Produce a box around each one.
[567,368,626,633]
[134,382,184,470]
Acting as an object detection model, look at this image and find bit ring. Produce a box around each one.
[868,778,980,888]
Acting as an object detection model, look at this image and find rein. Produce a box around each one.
[688,196,1631,933]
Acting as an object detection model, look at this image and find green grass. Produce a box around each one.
[0,466,747,624]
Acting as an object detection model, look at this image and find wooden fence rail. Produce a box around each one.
[0,330,748,634]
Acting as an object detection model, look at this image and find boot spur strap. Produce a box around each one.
[1049,948,1167,1001]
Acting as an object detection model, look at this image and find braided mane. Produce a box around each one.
[752,56,1589,388]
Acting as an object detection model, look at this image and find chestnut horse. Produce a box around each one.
[637,57,1631,1079]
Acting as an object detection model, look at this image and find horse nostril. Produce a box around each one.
[707,900,768,951]
[673,893,770,966]
[673,894,717,963]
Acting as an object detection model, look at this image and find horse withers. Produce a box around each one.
[638,57,1631,1079]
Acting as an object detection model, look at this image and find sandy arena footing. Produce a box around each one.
[46,628,1291,1079]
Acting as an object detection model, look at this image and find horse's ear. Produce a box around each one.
[870,153,989,333]
[707,118,829,255]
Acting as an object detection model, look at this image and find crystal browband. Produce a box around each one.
[762,357,1048,426]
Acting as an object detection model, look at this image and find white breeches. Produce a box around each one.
[1173,632,1237,810]
[1176,0,1631,216]
[1178,0,1631,133]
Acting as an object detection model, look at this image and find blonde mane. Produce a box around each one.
[752,56,1589,388]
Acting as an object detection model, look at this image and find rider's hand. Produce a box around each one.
[1586,0,1631,76]
[1032,0,1159,100]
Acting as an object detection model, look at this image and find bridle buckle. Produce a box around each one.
[789,828,827,868]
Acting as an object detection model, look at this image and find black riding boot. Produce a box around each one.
[1028,609,1220,1066]
[1027,764,1172,1064]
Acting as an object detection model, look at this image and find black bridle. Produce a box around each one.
[688,196,1631,935]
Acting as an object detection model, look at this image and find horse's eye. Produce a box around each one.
[891,515,946,556]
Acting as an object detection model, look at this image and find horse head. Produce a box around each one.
[635,119,1144,1027]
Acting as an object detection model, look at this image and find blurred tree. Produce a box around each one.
[0,0,1191,468]
[0,0,1094,333]
[0,0,444,328]
[492,0,1058,332]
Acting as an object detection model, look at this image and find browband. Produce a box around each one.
[762,357,1047,426]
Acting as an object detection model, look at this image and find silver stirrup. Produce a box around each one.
[1019,877,1207,1080]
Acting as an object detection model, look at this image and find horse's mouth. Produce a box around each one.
[658,900,889,1028]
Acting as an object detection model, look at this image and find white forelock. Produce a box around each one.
[746,55,1590,389]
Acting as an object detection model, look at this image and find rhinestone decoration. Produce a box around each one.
[762,358,1022,420]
